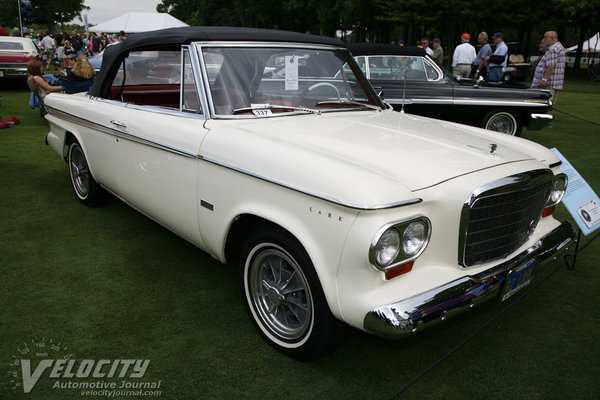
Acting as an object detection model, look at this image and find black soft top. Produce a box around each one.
[89,26,345,97]
[348,43,426,57]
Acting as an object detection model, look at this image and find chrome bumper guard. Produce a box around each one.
[528,113,553,130]
[363,221,576,339]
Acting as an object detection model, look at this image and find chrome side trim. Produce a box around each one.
[199,155,422,211]
[45,106,198,159]
[363,220,576,338]
[385,98,549,107]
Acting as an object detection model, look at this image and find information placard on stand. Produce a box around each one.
[551,148,600,236]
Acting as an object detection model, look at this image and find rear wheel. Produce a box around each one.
[67,138,107,206]
[482,110,521,136]
[502,72,513,83]
[240,227,342,360]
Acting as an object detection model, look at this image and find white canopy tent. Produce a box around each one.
[566,32,600,53]
[90,12,188,34]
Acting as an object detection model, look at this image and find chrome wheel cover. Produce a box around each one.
[69,144,89,199]
[486,112,517,135]
[248,245,313,342]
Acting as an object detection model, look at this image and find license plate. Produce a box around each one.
[501,259,536,302]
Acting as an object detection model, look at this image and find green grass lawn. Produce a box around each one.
[1,79,599,399]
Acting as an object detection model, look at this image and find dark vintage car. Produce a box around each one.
[348,43,551,136]
[0,36,41,78]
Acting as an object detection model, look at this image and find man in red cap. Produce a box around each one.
[452,33,476,78]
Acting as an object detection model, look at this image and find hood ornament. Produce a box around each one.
[467,143,499,155]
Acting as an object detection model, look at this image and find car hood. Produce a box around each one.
[202,110,556,209]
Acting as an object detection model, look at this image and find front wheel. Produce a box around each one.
[67,138,107,206]
[240,228,342,360]
[481,110,521,136]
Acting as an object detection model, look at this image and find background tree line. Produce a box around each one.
[155,0,598,69]
[0,0,87,32]
[1,0,597,69]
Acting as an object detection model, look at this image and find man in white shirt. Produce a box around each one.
[40,31,56,66]
[421,38,433,57]
[452,33,476,78]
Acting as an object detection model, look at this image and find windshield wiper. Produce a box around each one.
[233,104,321,115]
[316,99,382,111]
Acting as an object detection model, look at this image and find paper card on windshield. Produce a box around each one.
[250,104,273,116]
[285,56,299,91]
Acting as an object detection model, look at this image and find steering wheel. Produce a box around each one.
[295,82,341,106]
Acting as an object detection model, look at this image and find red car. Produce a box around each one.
[0,36,41,78]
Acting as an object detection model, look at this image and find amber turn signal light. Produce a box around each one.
[385,261,414,280]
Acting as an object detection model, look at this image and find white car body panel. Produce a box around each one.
[42,30,574,354]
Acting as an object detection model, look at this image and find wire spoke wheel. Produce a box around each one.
[483,110,520,136]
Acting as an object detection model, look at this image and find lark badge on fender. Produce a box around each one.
[43,27,574,360]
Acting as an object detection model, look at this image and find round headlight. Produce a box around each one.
[548,174,568,206]
[402,220,428,256]
[374,228,401,267]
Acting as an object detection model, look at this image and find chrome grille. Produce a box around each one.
[459,170,554,267]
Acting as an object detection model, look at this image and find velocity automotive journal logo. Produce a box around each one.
[9,338,161,396]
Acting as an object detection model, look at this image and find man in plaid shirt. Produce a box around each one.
[532,31,565,105]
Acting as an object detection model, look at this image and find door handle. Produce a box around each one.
[110,120,127,128]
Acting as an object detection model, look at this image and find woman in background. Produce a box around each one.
[64,55,96,81]
[26,59,62,102]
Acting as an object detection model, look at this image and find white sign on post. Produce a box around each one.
[551,148,600,235]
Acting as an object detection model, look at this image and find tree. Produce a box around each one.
[29,0,88,32]
[0,0,22,29]
[555,0,600,70]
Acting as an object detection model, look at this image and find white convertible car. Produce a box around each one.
[44,27,575,360]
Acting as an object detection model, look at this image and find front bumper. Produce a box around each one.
[528,113,553,130]
[363,220,576,339]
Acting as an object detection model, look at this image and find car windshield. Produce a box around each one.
[199,46,382,116]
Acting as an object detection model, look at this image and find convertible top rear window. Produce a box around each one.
[0,41,25,51]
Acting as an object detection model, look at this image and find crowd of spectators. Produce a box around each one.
[32,29,126,68]
[15,28,124,112]
[394,30,564,94]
